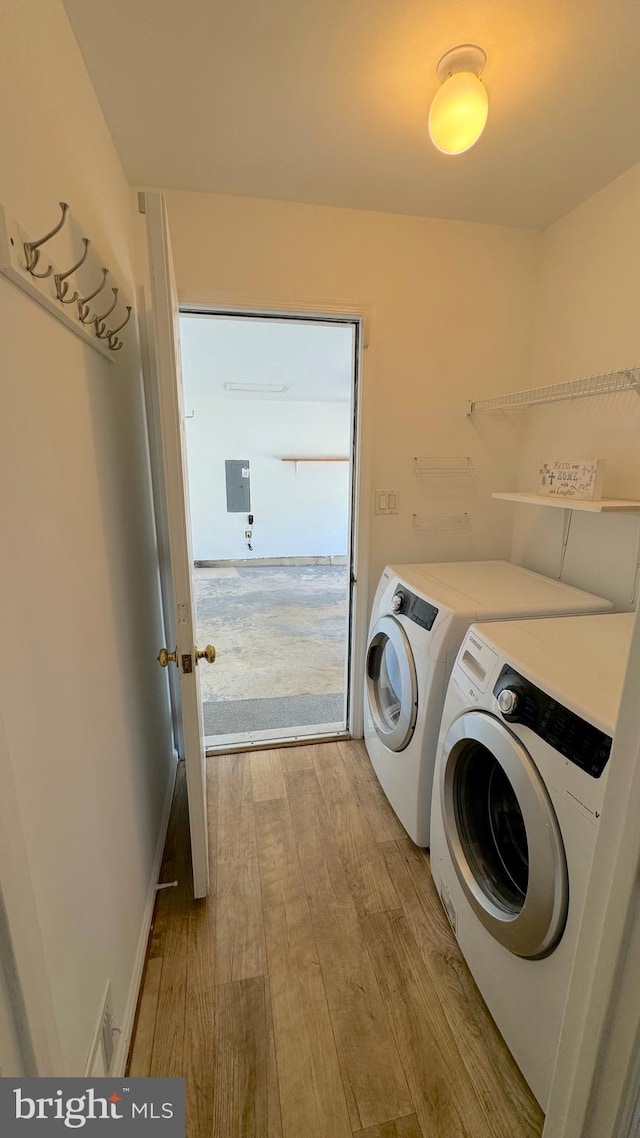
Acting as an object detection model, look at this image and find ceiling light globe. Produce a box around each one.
[428,70,488,155]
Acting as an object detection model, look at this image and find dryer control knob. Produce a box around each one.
[392,592,404,612]
[498,688,519,715]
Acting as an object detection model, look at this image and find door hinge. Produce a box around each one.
[137,192,146,214]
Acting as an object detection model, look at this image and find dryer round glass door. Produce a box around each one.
[440,711,568,959]
[366,615,418,752]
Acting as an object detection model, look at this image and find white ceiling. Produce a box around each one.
[180,314,355,403]
[63,0,640,229]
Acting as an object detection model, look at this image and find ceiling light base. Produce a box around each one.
[435,43,487,83]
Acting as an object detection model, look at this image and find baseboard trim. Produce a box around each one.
[113,752,178,1076]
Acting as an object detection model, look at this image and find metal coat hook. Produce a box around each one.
[107,306,132,351]
[94,288,119,338]
[77,268,109,323]
[23,201,69,278]
[54,238,90,303]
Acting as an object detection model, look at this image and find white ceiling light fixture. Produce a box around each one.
[428,44,489,156]
[224,382,289,393]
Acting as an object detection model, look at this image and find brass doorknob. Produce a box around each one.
[157,646,178,668]
[195,644,216,664]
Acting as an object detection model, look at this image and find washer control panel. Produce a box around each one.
[392,587,438,631]
[493,664,612,779]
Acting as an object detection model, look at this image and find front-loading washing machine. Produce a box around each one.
[430,612,634,1107]
[364,561,612,846]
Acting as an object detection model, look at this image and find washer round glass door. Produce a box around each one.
[366,614,418,752]
[440,711,568,959]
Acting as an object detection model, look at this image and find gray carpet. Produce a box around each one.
[203,692,345,736]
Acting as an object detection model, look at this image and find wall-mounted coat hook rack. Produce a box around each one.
[23,201,69,277]
[0,201,131,361]
[54,237,90,303]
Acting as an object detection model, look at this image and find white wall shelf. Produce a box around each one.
[281,456,349,476]
[468,367,640,416]
[493,491,640,590]
[492,491,640,513]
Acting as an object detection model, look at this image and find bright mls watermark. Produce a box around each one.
[0,1078,185,1134]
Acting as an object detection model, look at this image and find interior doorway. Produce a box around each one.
[179,311,360,750]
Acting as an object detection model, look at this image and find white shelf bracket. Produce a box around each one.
[631,518,640,607]
[558,508,574,579]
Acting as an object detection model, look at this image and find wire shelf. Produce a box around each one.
[412,512,472,535]
[413,456,475,485]
[467,367,640,416]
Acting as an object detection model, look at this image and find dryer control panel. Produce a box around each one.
[392,587,438,630]
[493,665,612,779]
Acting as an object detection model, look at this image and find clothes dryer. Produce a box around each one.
[430,612,634,1106]
[364,561,612,846]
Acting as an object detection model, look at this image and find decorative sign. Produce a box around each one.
[538,459,606,501]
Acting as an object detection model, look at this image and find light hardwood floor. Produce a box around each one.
[128,741,544,1138]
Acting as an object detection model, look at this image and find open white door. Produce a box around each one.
[143,192,211,898]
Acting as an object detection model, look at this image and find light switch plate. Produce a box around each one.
[375,489,399,515]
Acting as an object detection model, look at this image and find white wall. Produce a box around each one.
[510,162,640,608]
[0,0,174,1074]
[164,189,541,603]
[185,397,351,560]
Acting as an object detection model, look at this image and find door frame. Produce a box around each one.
[177,293,373,743]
